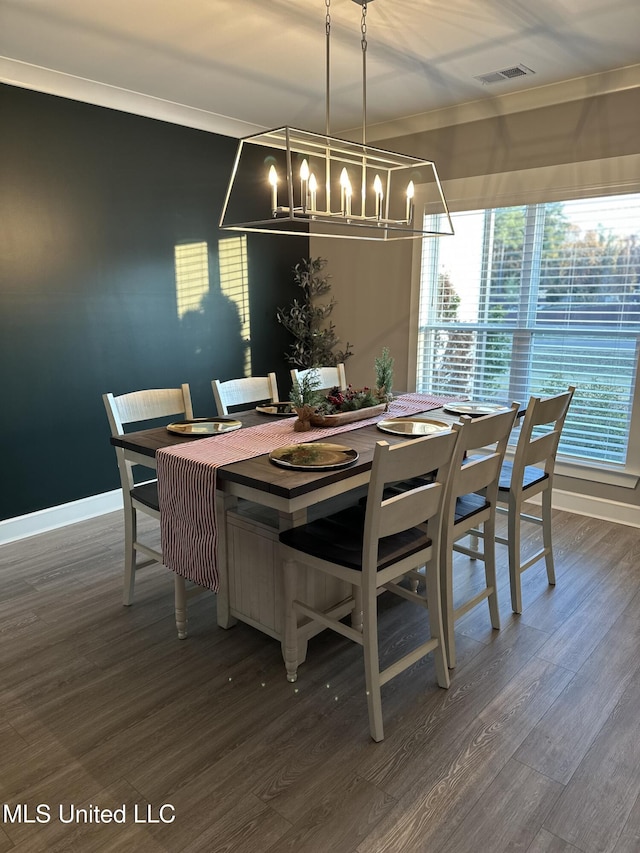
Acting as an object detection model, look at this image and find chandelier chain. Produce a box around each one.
[325,0,331,135]
[361,2,368,144]
[361,3,368,51]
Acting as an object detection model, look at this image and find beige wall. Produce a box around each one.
[313,79,640,515]
[308,238,413,392]
[376,88,639,182]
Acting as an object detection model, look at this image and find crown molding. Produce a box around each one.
[2,56,638,144]
[0,56,266,138]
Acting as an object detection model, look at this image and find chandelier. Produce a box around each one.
[219,0,453,241]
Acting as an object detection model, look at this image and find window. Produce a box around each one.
[417,194,640,465]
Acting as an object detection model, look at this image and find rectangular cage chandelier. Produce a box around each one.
[219,0,454,242]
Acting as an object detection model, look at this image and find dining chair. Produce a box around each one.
[440,403,520,669]
[103,385,194,638]
[290,363,347,392]
[212,373,280,415]
[279,428,459,742]
[496,386,575,614]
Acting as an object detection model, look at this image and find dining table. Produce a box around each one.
[110,394,472,658]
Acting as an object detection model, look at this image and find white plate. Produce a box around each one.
[443,402,510,417]
[166,417,242,435]
[255,402,296,416]
[376,417,450,437]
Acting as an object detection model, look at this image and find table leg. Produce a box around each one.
[174,574,188,639]
[216,491,238,629]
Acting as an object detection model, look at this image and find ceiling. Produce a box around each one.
[1,0,639,138]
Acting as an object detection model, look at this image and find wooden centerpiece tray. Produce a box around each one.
[309,403,387,427]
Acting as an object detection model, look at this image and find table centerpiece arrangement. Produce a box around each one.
[291,348,394,431]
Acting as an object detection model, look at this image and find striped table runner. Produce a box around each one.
[156,393,460,590]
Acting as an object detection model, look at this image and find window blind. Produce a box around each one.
[417,194,640,464]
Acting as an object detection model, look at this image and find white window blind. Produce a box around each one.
[417,193,640,465]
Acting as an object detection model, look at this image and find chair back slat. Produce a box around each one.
[291,364,347,392]
[212,373,279,415]
[531,391,573,427]
[523,430,560,468]
[458,454,503,497]
[377,483,445,540]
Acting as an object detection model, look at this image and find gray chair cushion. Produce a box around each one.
[279,505,431,572]
[454,492,489,524]
[498,461,548,492]
[131,481,159,511]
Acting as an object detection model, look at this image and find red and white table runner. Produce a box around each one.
[156,393,459,591]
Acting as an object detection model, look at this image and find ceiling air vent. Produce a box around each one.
[474,64,536,85]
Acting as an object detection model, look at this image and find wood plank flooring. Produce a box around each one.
[0,508,639,852]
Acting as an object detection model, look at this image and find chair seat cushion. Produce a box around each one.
[131,481,160,511]
[279,505,431,572]
[498,461,548,492]
[454,492,489,524]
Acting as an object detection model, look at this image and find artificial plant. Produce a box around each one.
[276,257,353,369]
[374,347,394,403]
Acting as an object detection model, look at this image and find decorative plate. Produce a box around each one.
[269,443,359,471]
[443,402,510,417]
[255,402,296,416]
[166,417,242,435]
[376,417,451,437]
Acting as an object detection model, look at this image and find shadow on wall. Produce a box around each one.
[175,238,250,413]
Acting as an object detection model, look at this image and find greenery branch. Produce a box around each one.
[277,258,354,368]
[290,369,323,410]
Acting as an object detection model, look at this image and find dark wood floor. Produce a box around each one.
[1,507,639,852]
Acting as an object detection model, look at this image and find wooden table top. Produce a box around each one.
[110,407,459,500]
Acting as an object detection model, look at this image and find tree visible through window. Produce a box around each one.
[417,194,640,464]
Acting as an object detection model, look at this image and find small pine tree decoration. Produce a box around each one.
[290,369,323,432]
[276,257,353,368]
[375,347,394,403]
[289,369,323,409]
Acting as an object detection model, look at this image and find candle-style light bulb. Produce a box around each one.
[300,159,310,212]
[268,165,278,213]
[345,179,353,217]
[309,173,318,212]
[406,180,415,223]
[339,168,350,215]
[374,174,384,219]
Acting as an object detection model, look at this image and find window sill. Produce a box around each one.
[503,449,640,489]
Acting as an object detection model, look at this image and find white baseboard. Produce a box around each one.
[0,490,123,545]
[527,488,640,528]
[1,483,638,547]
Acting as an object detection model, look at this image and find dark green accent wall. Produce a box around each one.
[0,83,308,521]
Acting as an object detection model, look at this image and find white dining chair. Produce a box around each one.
[212,374,280,415]
[279,428,459,742]
[290,363,347,393]
[103,385,195,638]
[440,403,519,668]
[496,386,575,613]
